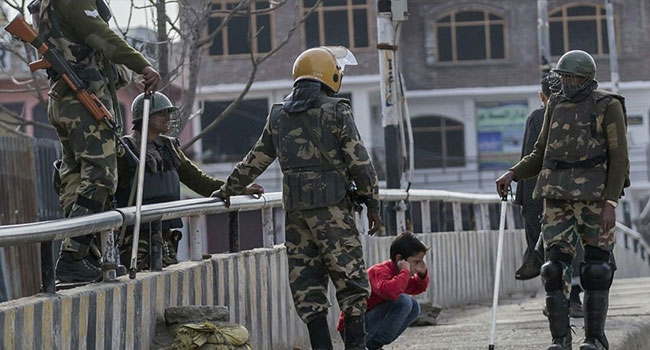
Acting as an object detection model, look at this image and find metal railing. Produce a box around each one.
[0,189,648,295]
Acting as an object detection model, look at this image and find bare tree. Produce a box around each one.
[0,1,53,133]
[181,0,323,149]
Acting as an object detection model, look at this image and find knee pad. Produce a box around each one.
[540,246,572,292]
[581,246,614,290]
[540,261,564,292]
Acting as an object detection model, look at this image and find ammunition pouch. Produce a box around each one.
[283,170,347,211]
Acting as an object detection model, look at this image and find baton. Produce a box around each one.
[488,192,509,349]
[129,91,152,279]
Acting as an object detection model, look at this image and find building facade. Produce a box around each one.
[192,0,650,198]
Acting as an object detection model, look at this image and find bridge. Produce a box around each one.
[0,189,649,349]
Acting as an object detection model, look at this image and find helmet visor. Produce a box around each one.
[323,46,357,73]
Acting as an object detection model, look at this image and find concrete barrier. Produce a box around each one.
[0,229,647,350]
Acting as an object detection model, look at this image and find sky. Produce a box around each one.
[108,0,179,31]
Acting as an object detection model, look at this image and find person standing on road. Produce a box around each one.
[515,76,585,318]
[212,46,382,350]
[496,50,629,350]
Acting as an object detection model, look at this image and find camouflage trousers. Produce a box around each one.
[48,81,117,217]
[285,202,370,323]
[119,227,182,271]
[542,199,615,297]
[48,81,117,250]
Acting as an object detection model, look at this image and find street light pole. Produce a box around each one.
[605,0,619,94]
[537,0,551,76]
[377,0,408,235]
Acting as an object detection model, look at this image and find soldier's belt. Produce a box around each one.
[543,155,607,170]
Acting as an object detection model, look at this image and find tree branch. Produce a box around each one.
[181,0,323,150]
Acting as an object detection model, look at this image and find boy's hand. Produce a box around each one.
[397,259,411,274]
[416,263,428,279]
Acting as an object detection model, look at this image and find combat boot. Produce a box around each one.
[546,290,572,350]
[307,316,333,350]
[344,313,367,350]
[579,290,609,350]
[55,239,102,283]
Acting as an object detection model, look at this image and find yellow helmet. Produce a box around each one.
[292,46,357,93]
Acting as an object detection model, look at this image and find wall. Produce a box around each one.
[0,228,647,350]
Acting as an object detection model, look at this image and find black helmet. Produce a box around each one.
[552,50,596,80]
[131,92,178,122]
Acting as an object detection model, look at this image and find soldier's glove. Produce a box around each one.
[211,189,231,208]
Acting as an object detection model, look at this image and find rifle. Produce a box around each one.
[4,15,138,163]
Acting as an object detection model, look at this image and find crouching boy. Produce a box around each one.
[338,232,430,350]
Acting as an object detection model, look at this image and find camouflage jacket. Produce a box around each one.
[512,90,629,201]
[221,83,380,212]
[37,0,150,89]
[117,133,225,200]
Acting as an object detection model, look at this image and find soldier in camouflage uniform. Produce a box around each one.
[116,92,263,270]
[213,47,382,350]
[30,0,161,282]
[497,50,630,350]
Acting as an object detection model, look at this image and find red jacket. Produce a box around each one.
[337,260,429,331]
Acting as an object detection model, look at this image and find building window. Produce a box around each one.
[413,116,465,168]
[434,10,505,62]
[208,0,274,56]
[201,98,269,163]
[549,4,612,56]
[301,0,371,49]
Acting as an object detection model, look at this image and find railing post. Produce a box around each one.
[228,211,240,253]
[100,230,118,282]
[262,207,274,248]
[480,203,491,231]
[421,200,431,233]
[506,203,516,229]
[189,215,203,261]
[150,220,163,272]
[40,241,56,293]
[452,202,462,232]
[396,201,407,234]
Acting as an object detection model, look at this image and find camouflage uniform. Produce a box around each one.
[512,85,629,349]
[516,89,628,296]
[35,0,152,281]
[116,133,225,270]
[219,81,379,324]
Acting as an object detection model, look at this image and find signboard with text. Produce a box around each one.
[476,101,529,170]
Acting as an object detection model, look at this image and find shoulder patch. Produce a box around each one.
[84,9,100,18]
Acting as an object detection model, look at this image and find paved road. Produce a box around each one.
[336,277,650,350]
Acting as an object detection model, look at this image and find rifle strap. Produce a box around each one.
[296,113,350,185]
[104,58,123,131]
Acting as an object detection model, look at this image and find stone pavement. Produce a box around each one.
[336,277,650,350]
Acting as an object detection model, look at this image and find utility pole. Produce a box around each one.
[605,0,619,94]
[377,0,408,235]
[156,0,170,95]
[537,0,551,76]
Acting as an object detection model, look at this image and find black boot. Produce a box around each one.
[546,290,572,350]
[56,239,102,283]
[307,316,333,350]
[344,313,366,350]
[579,290,609,350]
[516,249,543,280]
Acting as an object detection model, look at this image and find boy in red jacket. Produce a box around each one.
[338,232,429,350]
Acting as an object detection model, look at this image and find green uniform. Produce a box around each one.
[220,84,379,323]
[512,90,629,296]
[116,133,224,269]
[39,0,151,262]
